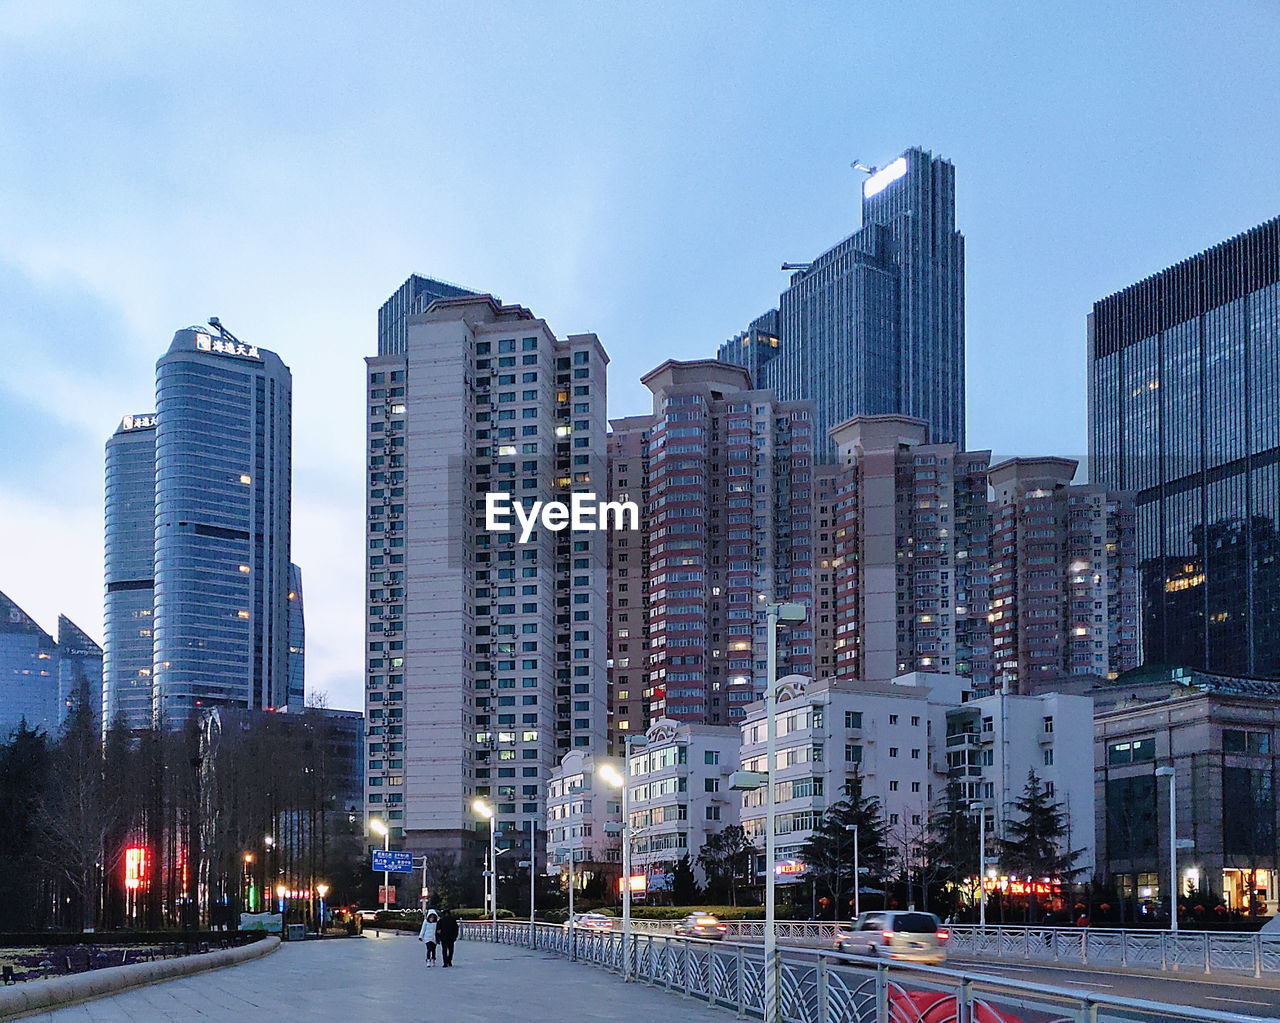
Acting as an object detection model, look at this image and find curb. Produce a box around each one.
[0,936,281,1020]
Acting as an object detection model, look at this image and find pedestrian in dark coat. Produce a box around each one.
[436,908,459,967]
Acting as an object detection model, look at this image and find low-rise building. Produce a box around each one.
[626,718,741,887]
[546,750,621,895]
[1094,666,1280,915]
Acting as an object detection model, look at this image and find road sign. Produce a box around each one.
[377,885,396,906]
[373,850,414,873]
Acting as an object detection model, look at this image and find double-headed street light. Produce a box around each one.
[473,799,498,943]
[370,818,390,912]
[598,734,647,983]
[763,601,806,1023]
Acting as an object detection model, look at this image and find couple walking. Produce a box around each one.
[418,908,459,967]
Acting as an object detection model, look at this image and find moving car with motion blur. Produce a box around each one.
[673,913,728,939]
[562,912,615,931]
[834,911,948,964]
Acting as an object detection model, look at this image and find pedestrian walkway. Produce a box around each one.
[26,931,731,1022]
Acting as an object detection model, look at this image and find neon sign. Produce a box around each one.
[124,846,148,890]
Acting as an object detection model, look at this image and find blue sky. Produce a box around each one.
[2,1,1277,711]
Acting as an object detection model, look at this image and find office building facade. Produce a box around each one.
[720,148,966,452]
[364,285,609,863]
[0,590,60,737]
[103,413,158,731]
[151,327,295,724]
[57,615,103,726]
[987,458,1140,693]
[1089,216,1280,678]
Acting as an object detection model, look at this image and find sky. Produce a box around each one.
[2,0,1277,713]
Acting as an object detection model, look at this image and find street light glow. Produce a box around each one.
[369,818,388,836]
[473,799,494,819]
[597,763,624,788]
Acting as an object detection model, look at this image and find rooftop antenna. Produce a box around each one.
[851,159,877,175]
[781,262,812,272]
[207,316,244,346]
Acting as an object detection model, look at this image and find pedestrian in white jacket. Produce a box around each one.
[418,909,440,965]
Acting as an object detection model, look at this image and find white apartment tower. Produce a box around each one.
[364,281,609,863]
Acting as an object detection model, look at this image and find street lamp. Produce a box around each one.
[599,736,646,983]
[1155,766,1177,932]
[370,818,390,912]
[764,600,806,1023]
[275,882,287,916]
[473,799,498,943]
[520,817,537,948]
[316,883,329,932]
[969,802,987,928]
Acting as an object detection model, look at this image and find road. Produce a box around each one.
[25,931,730,1023]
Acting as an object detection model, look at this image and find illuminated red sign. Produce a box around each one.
[125,847,148,890]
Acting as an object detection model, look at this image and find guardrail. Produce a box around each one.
[460,920,1270,1023]
[945,923,1280,978]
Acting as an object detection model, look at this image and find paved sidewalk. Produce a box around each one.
[27,931,731,1022]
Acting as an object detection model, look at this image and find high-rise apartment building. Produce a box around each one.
[103,413,158,731]
[629,360,818,726]
[104,327,298,730]
[151,327,295,724]
[987,458,1139,693]
[364,285,609,863]
[606,415,651,751]
[1089,216,1280,678]
[720,148,966,452]
[829,415,992,687]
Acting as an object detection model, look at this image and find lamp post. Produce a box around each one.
[1155,766,1177,932]
[519,818,537,948]
[472,800,498,942]
[969,802,987,928]
[264,834,275,916]
[846,824,859,919]
[599,735,646,983]
[316,883,329,933]
[370,818,390,912]
[764,601,806,1023]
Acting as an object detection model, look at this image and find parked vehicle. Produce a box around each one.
[673,913,729,940]
[834,911,948,964]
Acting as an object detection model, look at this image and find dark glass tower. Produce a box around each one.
[152,327,294,724]
[719,147,965,452]
[377,275,476,356]
[103,413,158,731]
[57,615,102,727]
[286,562,305,710]
[1089,215,1280,677]
[0,590,58,737]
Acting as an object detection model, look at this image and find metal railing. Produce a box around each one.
[945,923,1280,978]
[460,920,1271,1023]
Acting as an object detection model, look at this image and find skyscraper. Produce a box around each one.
[629,360,819,725]
[829,415,992,686]
[56,615,102,726]
[719,147,966,452]
[364,284,609,861]
[987,458,1139,692]
[103,412,158,731]
[127,326,296,726]
[0,590,59,737]
[286,563,305,711]
[1089,215,1280,677]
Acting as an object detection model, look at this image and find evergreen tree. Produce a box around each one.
[999,770,1085,880]
[697,825,755,906]
[925,782,981,915]
[671,853,701,905]
[797,771,892,918]
[0,720,52,930]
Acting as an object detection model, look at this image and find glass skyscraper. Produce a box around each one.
[0,590,59,737]
[56,615,102,726]
[1089,215,1280,677]
[103,413,158,730]
[152,327,294,723]
[719,147,965,452]
[286,562,305,710]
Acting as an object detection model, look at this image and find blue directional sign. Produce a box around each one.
[372,850,414,873]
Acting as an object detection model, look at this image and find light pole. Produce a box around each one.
[846,824,859,919]
[370,818,389,912]
[599,736,646,983]
[1156,766,1177,932]
[473,799,498,943]
[764,601,806,1023]
[316,883,329,933]
[518,818,537,947]
[969,802,987,928]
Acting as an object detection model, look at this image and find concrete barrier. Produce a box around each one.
[0,936,280,1019]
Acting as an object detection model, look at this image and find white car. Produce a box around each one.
[834,911,949,964]
[563,912,615,931]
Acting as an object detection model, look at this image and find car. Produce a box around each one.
[834,911,949,964]
[672,913,729,940]
[562,912,615,931]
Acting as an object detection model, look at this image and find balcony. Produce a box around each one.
[945,732,980,749]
